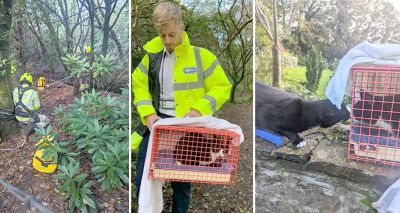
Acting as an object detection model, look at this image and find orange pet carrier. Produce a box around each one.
[149,125,240,184]
[349,65,400,166]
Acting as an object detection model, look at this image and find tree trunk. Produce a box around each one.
[37,3,66,74]
[230,82,238,103]
[15,16,27,72]
[272,0,281,87]
[27,17,54,72]
[272,46,281,87]
[110,30,126,64]
[0,0,20,138]
[94,12,126,65]
[88,0,95,87]
[89,0,94,59]
[57,0,81,96]
[101,0,112,55]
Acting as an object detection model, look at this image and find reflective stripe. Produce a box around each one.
[136,100,152,107]
[173,47,204,91]
[35,156,52,167]
[204,95,216,112]
[15,108,30,118]
[137,62,148,76]
[194,47,204,86]
[173,82,203,91]
[204,59,219,79]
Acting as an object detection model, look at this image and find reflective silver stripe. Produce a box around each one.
[173,82,203,91]
[204,59,219,79]
[194,47,204,86]
[137,62,148,76]
[204,95,216,112]
[136,100,152,107]
[173,47,204,91]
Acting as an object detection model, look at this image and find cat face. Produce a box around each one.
[353,89,400,119]
[353,89,383,120]
[208,135,232,156]
[318,100,350,128]
[173,133,232,167]
[353,89,400,137]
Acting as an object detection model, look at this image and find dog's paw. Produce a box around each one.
[292,140,307,149]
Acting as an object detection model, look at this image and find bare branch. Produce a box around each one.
[110,0,128,30]
[255,0,273,41]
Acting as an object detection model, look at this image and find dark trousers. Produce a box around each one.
[135,124,191,213]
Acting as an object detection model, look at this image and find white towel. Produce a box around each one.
[325,42,400,109]
[372,179,400,213]
[138,116,244,213]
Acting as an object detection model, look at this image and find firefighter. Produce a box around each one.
[132,2,232,212]
[13,73,49,136]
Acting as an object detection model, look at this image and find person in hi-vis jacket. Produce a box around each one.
[132,1,232,212]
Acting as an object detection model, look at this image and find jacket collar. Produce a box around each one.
[144,31,190,55]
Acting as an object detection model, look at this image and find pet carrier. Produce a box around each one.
[349,65,400,166]
[149,125,240,184]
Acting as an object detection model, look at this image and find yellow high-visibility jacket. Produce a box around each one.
[13,84,40,122]
[132,31,232,125]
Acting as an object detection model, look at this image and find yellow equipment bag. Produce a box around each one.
[37,77,46,90]
[32,138,57,174]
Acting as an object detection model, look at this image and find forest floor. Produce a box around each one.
[0,81,129,213]
[132,98,253,213]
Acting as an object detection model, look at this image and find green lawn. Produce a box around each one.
[282,66,333,99]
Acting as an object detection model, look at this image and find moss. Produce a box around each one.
[361,196,374,209]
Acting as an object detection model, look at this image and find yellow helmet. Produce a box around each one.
[37,76,46,90]
[85,45,92,54]
[19,73,33,85]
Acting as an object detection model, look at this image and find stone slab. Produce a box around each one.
[256,159,381,213]
[306,138,400,190]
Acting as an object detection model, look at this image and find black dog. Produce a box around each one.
[256,81,350,148]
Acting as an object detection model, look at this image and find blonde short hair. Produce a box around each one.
[153,1,183,29]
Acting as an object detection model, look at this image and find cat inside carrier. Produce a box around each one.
[149,125,240,184]
[349,65,400,166]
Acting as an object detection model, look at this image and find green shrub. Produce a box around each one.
[92,141,129,192]
[305,46,326,92]
[281,52,298,69]
[56,162,96,213]
[54,89,129,193]
[61,53,90,78]
[92,54,115,78]
[281,79,318,100]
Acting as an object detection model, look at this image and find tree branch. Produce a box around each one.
[255,0,273,41]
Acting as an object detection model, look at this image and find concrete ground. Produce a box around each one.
[256,124,400,213]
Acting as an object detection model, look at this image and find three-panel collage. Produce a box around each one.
[1,0,400,212]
